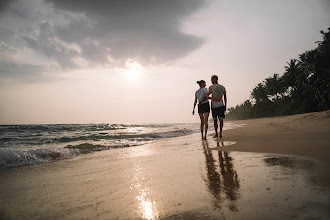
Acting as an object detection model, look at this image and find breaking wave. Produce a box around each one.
[0,143,136,168]
[0,123,198,168]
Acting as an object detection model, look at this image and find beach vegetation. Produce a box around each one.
[227,28,330,120]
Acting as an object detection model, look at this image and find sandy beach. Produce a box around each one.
[223,111,330,166]
[0,111,329,219]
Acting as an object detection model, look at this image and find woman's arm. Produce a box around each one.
[192,96,197,115]
[211,96,221,101]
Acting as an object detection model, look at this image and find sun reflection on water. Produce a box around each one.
[137,189,157,219]
[131,165,158,220]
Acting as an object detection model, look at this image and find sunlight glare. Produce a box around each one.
[125,60,143,79]
[131,164,159,220]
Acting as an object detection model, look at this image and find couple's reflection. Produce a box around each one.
[202,141,240,211]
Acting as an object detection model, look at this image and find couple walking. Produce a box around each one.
[193,75,227,140]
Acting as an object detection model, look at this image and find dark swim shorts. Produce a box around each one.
[212,106,226,119]
[198,102,210,114]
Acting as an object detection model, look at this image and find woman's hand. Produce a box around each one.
[211,97,221,101]
[193,96,197,115]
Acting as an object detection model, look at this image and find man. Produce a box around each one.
[208,75,227,138]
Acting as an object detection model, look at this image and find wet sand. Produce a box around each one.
[0,111,329,219]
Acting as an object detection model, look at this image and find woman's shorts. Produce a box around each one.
[198,102,210,114]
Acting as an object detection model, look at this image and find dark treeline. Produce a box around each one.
[227,28,330,120]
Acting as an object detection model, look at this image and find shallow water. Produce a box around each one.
[0,136,329,220]
[0,123,243,168]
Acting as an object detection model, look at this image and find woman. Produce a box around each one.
[193,80,210,140]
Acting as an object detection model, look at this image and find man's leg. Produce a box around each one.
[219,106,225,138]
[213,119,218,138]
[219,119,223,138]
[211,108,218,138]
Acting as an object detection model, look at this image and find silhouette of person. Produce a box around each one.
[218,146,240,211]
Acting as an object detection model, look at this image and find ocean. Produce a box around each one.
[0,123,200,168]
[0,123,243,168]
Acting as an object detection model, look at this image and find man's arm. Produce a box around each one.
[224,93,227,111]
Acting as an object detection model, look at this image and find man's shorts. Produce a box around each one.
[212,106,226,120]
[198,102,210,114]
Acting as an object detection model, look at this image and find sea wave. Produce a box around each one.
[0,123,198,168]
[0,123,181,133]
[120,123,177,128]
[0,128,194,146]
[0,147,77,168]
[0,142,135,168]
[0,123,126,133]
[0,128,195,167]
[56,128,193,142]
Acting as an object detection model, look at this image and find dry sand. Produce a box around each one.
[0,111,329,219]
[222,111,330,166]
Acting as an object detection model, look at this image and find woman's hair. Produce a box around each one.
[196,80,205,86]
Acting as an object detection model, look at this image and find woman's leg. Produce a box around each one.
[203,112,209,140]
[199,113,204,139]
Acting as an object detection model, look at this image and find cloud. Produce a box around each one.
[0,41,48,82]
[22,21,81,69]
[0,41,19,54]
[0,0,207,82]
[3,0,206,66]
[43,0,206,66]
[0,0,12,13]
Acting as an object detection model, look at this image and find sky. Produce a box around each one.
[0,0,329,124]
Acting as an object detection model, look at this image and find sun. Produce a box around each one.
[125,60,143,79]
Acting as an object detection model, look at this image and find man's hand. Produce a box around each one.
[192,110,195,115]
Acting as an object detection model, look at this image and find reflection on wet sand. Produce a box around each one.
[264,156,313,170]
[202,141,221,206]
[264,155,330,189]
[130,164,159,219]
[202,141,240,211]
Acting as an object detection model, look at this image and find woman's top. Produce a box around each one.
[195,88,209,104]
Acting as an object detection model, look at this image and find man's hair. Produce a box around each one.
[211,75,218,81]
